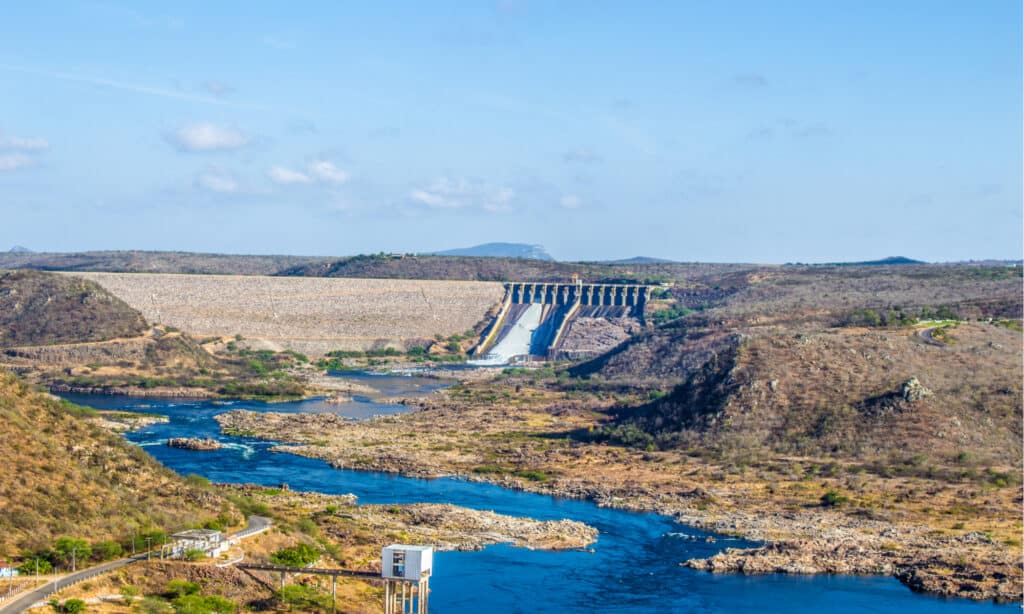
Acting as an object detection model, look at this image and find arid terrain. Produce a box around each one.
[0,256,1020,609]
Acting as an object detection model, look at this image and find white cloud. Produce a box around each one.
[168,122,249,152]
[308,159,349,184]
[409,177,515,213]
[0,136,48,152]
[196,171,239,193]
[560,194,582,209]
[268,165,311,184]
[0,154,33,171]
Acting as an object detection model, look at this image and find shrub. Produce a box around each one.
[183,549,206,562]
[58,599,86,613]
[270,543,320,567]
[820,490,849,507]
[165,580,201,598]
[171,595,236,614]
[275,584,332,610]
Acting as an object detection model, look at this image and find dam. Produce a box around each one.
[471,282,651,363]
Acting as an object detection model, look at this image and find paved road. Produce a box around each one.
[918,326,946,347]
[0,516,271,613]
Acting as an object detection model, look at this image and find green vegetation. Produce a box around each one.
[270,543,320,567]
[843,305,961,328]
[164,580,201,598]
[171,594,236,614]
[275,584,333,611]
[49,598,86,613]
[650,306,694,324]
[820,490,849,507]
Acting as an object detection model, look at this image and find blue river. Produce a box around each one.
[60,373,1008,613]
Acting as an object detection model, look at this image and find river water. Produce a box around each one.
[60,373,1007,613]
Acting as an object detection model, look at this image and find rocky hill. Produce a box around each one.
[575,265,1023,467]
[0,269,148,346]
[0,371,235,555]
[0,270,308,398]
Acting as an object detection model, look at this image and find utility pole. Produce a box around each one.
[145,537,153,561]
[71,548,76,573]
[35,557,39,584]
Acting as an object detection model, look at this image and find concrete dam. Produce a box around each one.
[471,282,651,364]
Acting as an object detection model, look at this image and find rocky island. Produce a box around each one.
[167,437,223,451]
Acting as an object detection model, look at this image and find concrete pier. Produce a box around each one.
[505,282,649,312]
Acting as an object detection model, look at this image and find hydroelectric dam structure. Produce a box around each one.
[471,281,651,363]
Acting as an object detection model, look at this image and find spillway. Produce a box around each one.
[468,303,543,365]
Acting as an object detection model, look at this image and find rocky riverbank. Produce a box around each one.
[91,411,169,432]
[213,402,1023,603]
[49,383,215,398]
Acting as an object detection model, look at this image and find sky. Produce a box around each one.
[0,1,1021,262]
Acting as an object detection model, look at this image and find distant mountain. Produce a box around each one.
[8,245,32,253]
[432,243,554,261]
[831,256,925,266]
[601,256,674,264]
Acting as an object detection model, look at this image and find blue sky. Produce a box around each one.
[0,1,1020,262]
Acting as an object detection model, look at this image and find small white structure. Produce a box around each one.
[382,545,432,614]
[170,529,228,559]
[382,544,432,580]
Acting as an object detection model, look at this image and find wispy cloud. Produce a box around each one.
[167,123,250,152]
[0,65,266,109]
[0,135,49,152]
[267,159,349,186]
[409,177,515,213]
[195,170,239,193]
[308,160,349,184]
[268,166,312,185]
[0,154,34,172]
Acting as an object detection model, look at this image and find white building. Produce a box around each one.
[170,529,228,559]
[381,545,433,581]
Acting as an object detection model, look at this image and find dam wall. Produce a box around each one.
[68,272,505,357]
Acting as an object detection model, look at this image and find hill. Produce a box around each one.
[823,256,926,266]
[0,371,236,555]
[597,256,675,264]
[575,265,1023,465]
[0,269,148,346]
[432,242,554,260]
[0,270,309,398]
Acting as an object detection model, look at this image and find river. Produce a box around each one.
[59,373,1006,613]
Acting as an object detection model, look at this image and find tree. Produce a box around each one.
[91,540,123,561]
[18,557,51,575]
[52,537,90,569]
